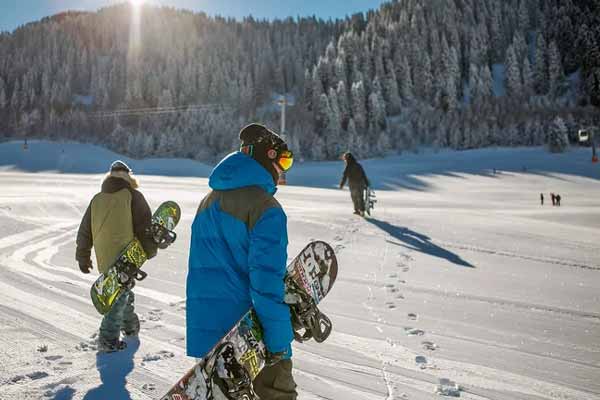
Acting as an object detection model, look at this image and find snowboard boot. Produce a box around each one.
[97,337,127,353]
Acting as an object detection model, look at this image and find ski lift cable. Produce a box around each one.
[88,103,231,118]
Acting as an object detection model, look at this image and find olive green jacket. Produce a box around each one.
[76,176,157,274]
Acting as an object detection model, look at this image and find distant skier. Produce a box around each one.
[339,152,370,216]
[76,161,157,352]
[540,193,544,205]
[556,194,561,206]
[187,123,297,399]
[551,193,556,206]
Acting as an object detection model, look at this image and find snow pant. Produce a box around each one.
[350,186,366,213]
[253,359,297,400]
[99,289,139,342]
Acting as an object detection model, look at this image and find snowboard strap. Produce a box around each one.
[207,342,257,400]
[287,282,333,343]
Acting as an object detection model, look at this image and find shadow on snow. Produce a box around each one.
[367,218,475,268]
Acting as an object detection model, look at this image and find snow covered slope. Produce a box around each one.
[0,143,599,400]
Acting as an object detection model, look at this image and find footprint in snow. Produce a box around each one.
[11,371,50,383]
[333,235,343,241]
[44,355,63,361]
[143,383,156,391]
[388,273,398,278]
[405,327,425,336]
[148,309,163,322]
[401,266,410,273]
[415,355,427,369]
[142,350,175,363]
[422,341,438,351]
[407,313,418,321]
[169,300,185,307]
[385,302,396,309]
[395,293,405,299]
[334,244,345,253]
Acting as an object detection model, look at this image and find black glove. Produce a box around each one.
[79,260,93,274]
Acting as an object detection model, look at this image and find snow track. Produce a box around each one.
[1,150,600,400]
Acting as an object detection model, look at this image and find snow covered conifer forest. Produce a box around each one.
[0,0,599,161]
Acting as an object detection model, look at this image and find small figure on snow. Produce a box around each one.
[339,152,370,216]
[540,193,544,205]
[551,193,556,206]
[76,161,158,352]
[556,194,561,206]
[187,123,297,399]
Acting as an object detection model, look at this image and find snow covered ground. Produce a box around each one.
[0,141,599,400]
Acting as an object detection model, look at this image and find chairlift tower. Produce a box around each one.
[578,128,598,163]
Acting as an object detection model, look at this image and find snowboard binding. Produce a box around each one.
[287,284,333,343]
[116,260,148,288]
[208,342,257,400]
[148,223,177,249]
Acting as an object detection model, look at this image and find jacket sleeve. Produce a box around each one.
[359,165,370,187]
[75,202,93,265]
[130,190,158,259]
[248,206,293,355]
[340,165,349,188]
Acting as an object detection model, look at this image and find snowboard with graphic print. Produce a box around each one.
[161,240,338,400]
[90,201,181,315]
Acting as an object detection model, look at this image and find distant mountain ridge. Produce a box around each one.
[0,0,598,162]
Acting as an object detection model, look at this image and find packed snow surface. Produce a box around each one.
[0,141,599,400]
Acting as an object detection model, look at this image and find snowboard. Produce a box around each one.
[161,240,338,400]
[90,201,181,315]
[363,187,376,216]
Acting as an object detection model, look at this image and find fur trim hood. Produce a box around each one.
[103,170,139,190]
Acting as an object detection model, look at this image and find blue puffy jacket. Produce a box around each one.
[186,151,293,359]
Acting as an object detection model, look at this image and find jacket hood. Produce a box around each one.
[101,175,132,193]
[209,151,276,194]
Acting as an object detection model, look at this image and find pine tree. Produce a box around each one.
[534,32,549,95]
[351,81,367,132]
[505,45,523,97]
[547,116,569,153]
[547,41,564,97]
[0,79,6,111]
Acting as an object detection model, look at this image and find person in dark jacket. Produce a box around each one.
[187,123,297,399]
[540,193,544,205]
[339,152,370,216]
[76,160,157,352]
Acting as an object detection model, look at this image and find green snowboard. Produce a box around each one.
[90,201,181,315]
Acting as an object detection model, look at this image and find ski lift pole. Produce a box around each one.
[277,96,288,185]
[592,130,598,163]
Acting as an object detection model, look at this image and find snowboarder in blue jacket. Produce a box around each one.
[187,123,297,399]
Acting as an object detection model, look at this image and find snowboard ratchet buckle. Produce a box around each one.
[150,224,177,249]
[208,342,257,400]
[289,287,332,343]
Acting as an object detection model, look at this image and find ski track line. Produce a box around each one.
[328,310,600,371]
[0,279,192,389]
[325,330,597,400]
[438,240,600,271]
[0,225,186,308]
[0,220,75,251]
[359,210,401,400]
[339,275,600,321]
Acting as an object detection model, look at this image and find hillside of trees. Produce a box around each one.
[0,0,598,161]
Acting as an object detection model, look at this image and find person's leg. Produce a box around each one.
[350,188,361,214]
[121,290,140,336]
[99,292,127,350]
[253,359,297,400]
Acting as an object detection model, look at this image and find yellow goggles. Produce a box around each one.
[276,150,294,171]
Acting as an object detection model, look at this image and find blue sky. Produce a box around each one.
[0,0,388,32]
